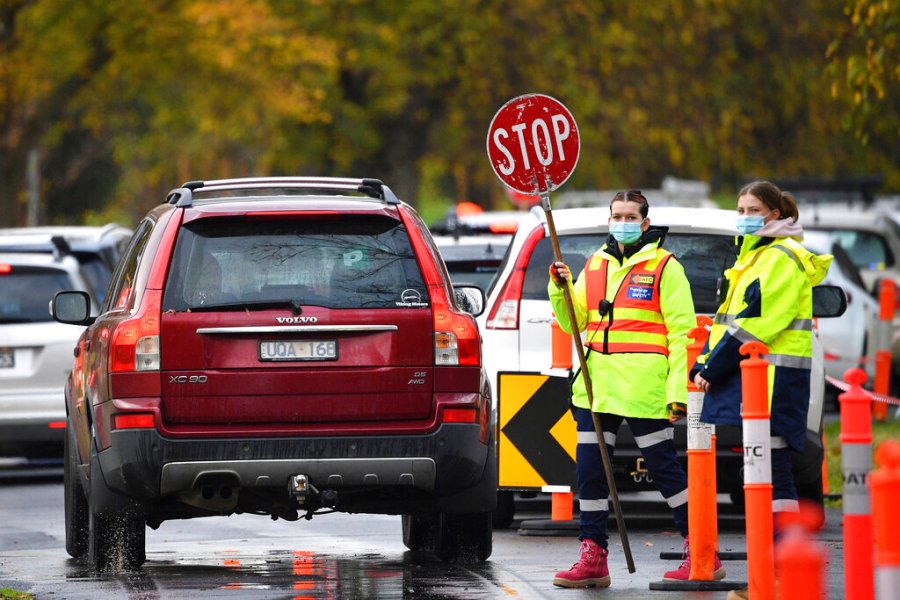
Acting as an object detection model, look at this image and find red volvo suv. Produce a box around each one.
[52,177,496,570]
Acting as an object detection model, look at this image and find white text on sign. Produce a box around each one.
[491,115,572,176]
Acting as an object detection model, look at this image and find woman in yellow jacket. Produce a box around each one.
[548,191,716,588]
[691,181,831,600]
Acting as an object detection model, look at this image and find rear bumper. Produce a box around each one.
[97,423,493,509]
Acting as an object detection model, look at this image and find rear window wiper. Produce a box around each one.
[185,299,306,314]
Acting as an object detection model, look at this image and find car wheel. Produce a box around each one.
[492,491,515,529]
[64,429,89,559]
[86,447,146,572]
[401,514,436,552]
[434,512,493,562]
[87,507,146,572]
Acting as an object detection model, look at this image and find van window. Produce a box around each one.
[163,216,427,311]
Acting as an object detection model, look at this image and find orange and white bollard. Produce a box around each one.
[840,367,875,600]
[686,315,719,580]
[870,439,900,600]
[739,341,775,599]
[550,315,573,370]
[545,485,574,522]
[873,279,894,421]
[774,504,828,600]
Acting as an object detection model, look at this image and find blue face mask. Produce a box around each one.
[736,215,765,235]
[609,221,643,245]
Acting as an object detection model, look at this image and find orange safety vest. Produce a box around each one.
[584,250,674,356]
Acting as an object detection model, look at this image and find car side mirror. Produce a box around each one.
[454,285,485,317]
[50,291,95,325]
[811,285,847,319]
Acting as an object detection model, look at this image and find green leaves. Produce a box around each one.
[0,0,897,227]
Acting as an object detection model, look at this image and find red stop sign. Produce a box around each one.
[486,94,580,195]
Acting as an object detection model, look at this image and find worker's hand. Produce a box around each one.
[668,402,687,423]
[693,372,710,392]
[549,261,570,286]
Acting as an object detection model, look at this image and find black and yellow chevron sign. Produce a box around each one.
[498,372,577,489]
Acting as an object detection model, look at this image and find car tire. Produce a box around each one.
[401,514,437,552]
[87,507,146,572]
[64,428,89,559]
[434,512,493,562]
[86,447,146,572]
[492,491,515,529]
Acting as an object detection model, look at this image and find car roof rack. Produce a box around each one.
[164,177,400,208]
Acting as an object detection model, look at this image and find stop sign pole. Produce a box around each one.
[487,94,634,573]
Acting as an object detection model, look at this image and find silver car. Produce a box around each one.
[0,252,97,459]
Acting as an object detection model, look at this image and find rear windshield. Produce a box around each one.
[162,216,428,311]
[522,233,737,314]
[0,267,74,323]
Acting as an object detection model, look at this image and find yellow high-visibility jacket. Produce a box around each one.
[549,234,695,419]
[694,234,831,451]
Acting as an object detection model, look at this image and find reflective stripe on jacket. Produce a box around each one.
[549,240,696,419]
[584,251,674,356]
[695,234,832,451]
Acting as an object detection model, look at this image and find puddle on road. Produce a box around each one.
[63,547,531,599]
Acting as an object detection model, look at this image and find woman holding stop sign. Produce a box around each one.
[548,190,723,588]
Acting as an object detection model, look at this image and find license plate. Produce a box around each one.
[259,340,337,362]
[0,349,13,369]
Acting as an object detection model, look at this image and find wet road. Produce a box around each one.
[0,472,846,599]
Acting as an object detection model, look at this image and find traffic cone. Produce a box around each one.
[870,439,900,600]
[839,368,875,600]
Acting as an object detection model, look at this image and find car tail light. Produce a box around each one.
[442,407,477,423]
[486,225,545,330]
[113,413,155,429]
[110,289,162,373]
[0,264,11,274]
[398,207,481,366]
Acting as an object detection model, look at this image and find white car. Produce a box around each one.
[432,233,513,296]
[802,230,879,387]
[0,224,132,304]
[483,205,840,515]
[0,252,98,459]
[800,205,900,366]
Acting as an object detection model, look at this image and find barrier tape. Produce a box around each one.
[825,374,900,407]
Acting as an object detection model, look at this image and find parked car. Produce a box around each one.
[429,206,522,238]
[0,225,133,304]
[800,206,900,372]
[0,252,98,459]
[51,177,496,571]
[482,205,841,521]
[802,231,879,392]
[432,234,513,296]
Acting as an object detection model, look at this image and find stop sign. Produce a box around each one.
[486,94,580,195]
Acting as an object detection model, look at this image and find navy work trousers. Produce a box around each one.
[574,407,689,548]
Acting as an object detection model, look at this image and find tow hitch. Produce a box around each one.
[287,474,338,519]
[630,457,654,483]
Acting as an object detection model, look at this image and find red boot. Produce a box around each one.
[662,536,726,581]
[552,538,611,588]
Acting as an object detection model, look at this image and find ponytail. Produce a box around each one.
[739,180,800,223]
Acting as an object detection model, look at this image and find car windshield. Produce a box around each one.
[0,266,74,323]
[162,216,428,311]
[808,228,893,270]
[522,233,737,314]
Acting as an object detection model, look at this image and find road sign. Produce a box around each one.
[498,372,577,489]
[486,94,580,195]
